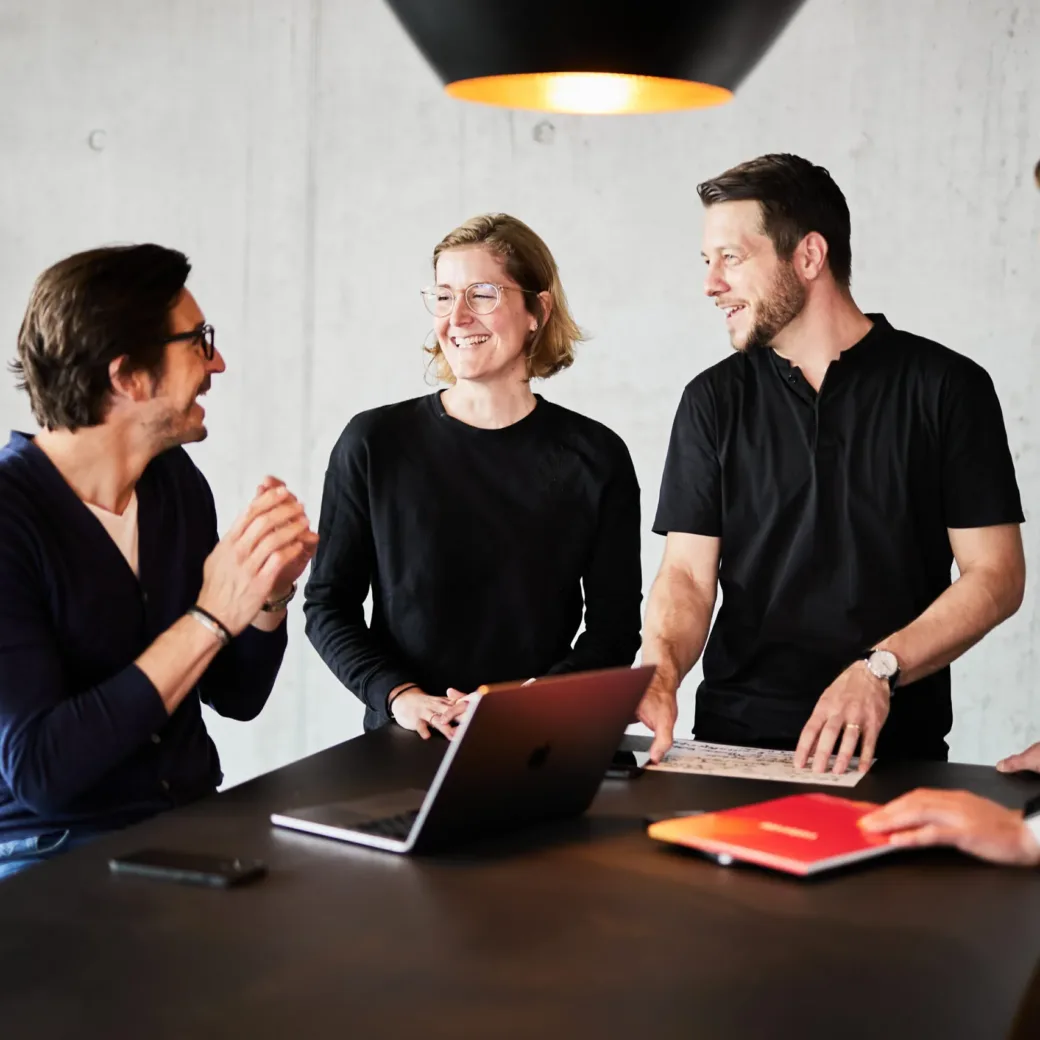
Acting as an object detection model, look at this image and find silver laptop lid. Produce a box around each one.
[407,665,655,850]
[271,665,655,854]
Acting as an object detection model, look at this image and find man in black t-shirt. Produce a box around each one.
[638,154,1025,774]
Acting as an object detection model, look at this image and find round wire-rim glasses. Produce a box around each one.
[420,282,538,318]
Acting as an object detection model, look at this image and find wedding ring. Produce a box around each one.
[845,723,860,731]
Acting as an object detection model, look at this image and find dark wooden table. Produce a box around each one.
[2,728,1040,1039]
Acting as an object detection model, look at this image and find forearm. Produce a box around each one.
[547,635,639,676]
[303,601,413,715]
[546,603,642,677]
[550,453,643,676]
[198,618,288,720]
[135,614,226,714]
[881,565,1023,686]
[195,588,292,718]
[0,629,198,813]
[303,448,411,714]
[251,606,287,632]
[640,566,715,690]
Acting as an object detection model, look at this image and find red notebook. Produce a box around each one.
[647,793,897,876]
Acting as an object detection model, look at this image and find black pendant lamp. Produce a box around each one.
[384,0,808,115]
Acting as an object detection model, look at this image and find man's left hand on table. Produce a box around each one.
[794,660,891,775]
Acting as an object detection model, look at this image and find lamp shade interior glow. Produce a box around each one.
[445,72,733,115]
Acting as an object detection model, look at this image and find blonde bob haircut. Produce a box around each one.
[426,213,584,384]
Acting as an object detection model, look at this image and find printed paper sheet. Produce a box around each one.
[646,739,871,787]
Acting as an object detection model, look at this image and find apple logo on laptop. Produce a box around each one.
[527,743,551,769]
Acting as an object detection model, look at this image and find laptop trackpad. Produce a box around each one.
[320,788,427,826]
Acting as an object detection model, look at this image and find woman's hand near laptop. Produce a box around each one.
[388,683,468,740]
[391,678,540,741]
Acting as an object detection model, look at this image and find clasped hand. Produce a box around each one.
[196,477,318,636]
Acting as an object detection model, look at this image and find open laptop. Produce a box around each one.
[270,665,655,854]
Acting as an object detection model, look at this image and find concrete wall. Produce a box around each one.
[0,0,1037,785]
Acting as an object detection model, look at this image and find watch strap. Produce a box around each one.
[262,582,297,613]
[1024,812,1040,848]
[1016,797,1040,859]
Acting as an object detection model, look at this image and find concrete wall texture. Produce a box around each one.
[0,0,1037,786]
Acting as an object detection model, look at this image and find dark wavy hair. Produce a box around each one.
[697,154,853,288]
[11,244,191,430]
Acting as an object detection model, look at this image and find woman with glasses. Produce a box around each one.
[304,214,642,739]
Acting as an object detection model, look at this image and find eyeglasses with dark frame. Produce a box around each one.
[162,323,216,360]
[420,282,539,318]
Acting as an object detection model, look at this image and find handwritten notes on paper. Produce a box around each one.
[647,739,871,788]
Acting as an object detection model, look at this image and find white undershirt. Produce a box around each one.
[85,491,140,577]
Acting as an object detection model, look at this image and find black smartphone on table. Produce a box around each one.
[108,848,267,888]
[605,749,646,779]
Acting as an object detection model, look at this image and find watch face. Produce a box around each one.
[1025,813,1040,847]
[869,650,899,678]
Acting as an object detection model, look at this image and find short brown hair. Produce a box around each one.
[426,214,583,383]
[697,154,852,288]
[12,244,191,431]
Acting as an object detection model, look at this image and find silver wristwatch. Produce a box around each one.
[862,648,900,692]
[1024,814,1040,848]
[1023,794,1040,847]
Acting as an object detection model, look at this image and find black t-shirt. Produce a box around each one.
[305,392,643,731]
[653,314,1023,758]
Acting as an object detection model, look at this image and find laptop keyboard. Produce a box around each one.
[354,810,420,840]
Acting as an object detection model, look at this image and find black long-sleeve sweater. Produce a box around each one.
[304,392,643,730]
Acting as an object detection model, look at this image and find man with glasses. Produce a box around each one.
[0,244,318,879]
